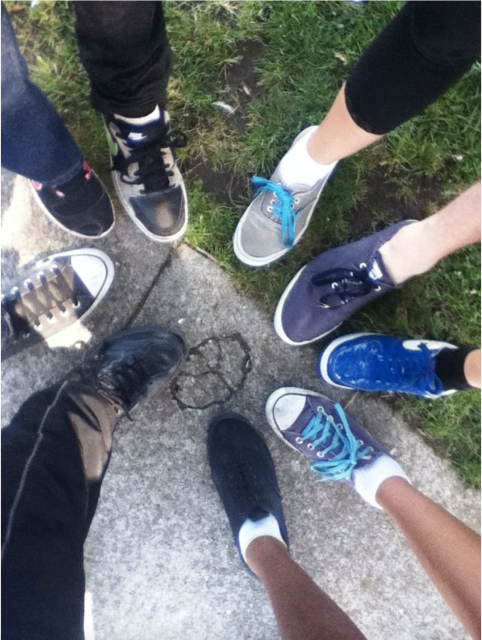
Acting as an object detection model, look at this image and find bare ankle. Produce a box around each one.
[245,536,290,576]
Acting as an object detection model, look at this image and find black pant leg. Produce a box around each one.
[2,381,118,640]
[73,0,171,117]
[344,1,481,135]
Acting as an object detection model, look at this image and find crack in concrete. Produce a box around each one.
[171,333,252,410]
[123,251,173,329]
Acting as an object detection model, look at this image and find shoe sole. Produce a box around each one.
[31,176,115,240]
[41,248,115,347]
[233,130,336,268]
[318,332,458,398]
[111,159,189,244]
[265,386,326,453]
[274,265,341,346]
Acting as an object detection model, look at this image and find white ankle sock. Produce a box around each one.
[352,454,411,509]
[278,126,337,191]
[238,514,286,562]
[115,105,161,126]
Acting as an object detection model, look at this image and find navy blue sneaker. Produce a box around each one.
[266,387,409,506]
[274,221,415,345]
[78,325,186,415]
[318,333,459,399]
[208,413,289,567]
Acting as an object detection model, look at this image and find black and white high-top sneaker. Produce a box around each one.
[104,109,188,243]
[1,249,114,360]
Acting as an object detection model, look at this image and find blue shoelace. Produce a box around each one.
[300,403,372,481]
[251,177,295,249]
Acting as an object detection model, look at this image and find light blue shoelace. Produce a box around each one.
[251,177,295,249]
[300,403,372,481]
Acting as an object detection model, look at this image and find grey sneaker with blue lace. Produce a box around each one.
[233,127,337,267]
[266,387,410,508]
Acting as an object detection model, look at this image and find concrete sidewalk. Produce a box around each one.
[2,170,480,640]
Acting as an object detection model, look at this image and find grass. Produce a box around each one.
[6,1,481,486]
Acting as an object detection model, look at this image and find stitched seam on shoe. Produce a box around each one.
[2,381,69,560]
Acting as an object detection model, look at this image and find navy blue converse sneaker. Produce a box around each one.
[208,413,289,568]
[104,109,188,243]
[318,333,460,399]
[274,220,415,345]
[78,325,186,415]
[266,388,409,508]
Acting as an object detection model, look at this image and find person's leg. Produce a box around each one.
[208,415,367,640]
[246,537,367,640]
[1,3,115,238]
[266,387,481,639]
[310,1,481,165]
[2,326,186,640]
[275,182,481,345]
[379,181,481,284]
[1,2,82,185]
[73,0,170,117]
[233,1,481,267]
[73,0,187,243]
[464,350,481,389]
[1,381,116,640]
[377,478,481,640]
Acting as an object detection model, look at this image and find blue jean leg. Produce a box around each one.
[1,3,83,186]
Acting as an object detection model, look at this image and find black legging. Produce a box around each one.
[345,1,481,134]
[72,2,480,127]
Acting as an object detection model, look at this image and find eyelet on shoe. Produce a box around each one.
[331,282,338,289]
[270,198,275,205]
[295,437,304,444]
[47,316,57,324]
[294,197,300,204]
[59,305,67,315]
[316,451,324,458]
[357,439,364,445]
[22,331,30,339]
[24,278,34,291]
[50,264,60,275]
[267,206,273,213]
[374,285,381,292]
[73,301,81,309]
[307,443,314,451]
[38,271,47,284]
[359,262,367,269]
[11,286,20,298]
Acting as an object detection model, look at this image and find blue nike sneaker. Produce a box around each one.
[318,333,459,399]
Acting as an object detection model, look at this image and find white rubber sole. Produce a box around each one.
[273,266,341,346]
[39,248,115,348]
[265,387,326,452]
[31,177,115,240]
[112,167,189,244]
[318,332,458,398]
